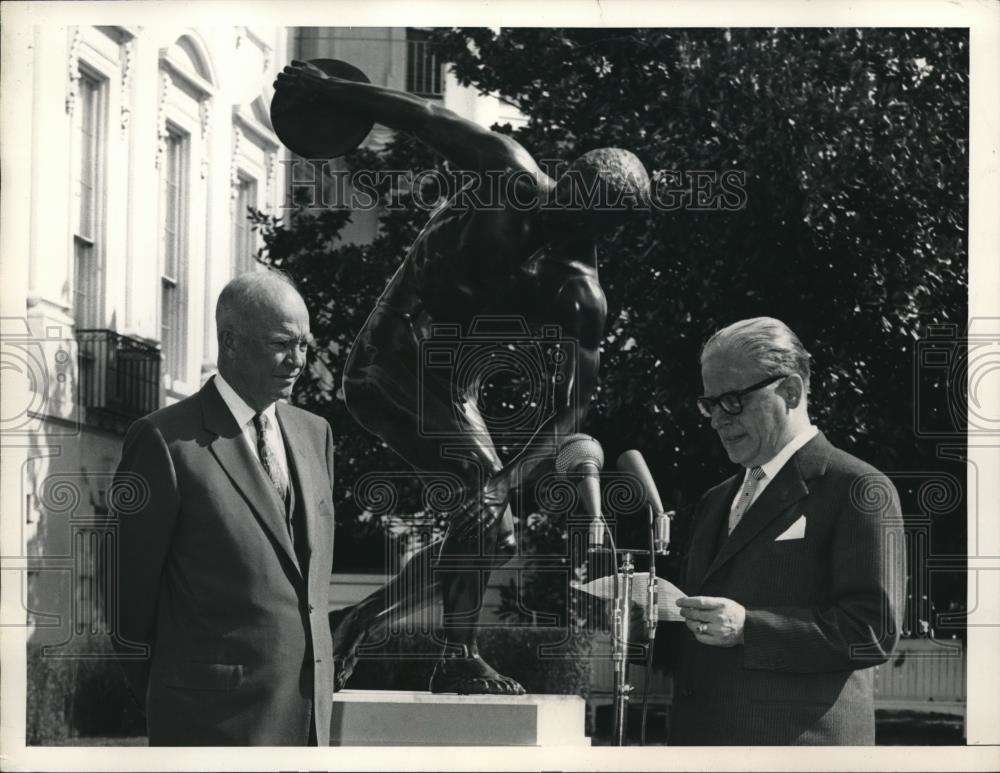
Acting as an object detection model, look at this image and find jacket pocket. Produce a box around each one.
[158,661,245,691]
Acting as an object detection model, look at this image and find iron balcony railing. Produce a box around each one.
[76,329,162,425]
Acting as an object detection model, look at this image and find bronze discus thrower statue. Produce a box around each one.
[275,60,650,696]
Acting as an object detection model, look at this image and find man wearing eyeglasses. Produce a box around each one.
[110,270,336,745]
[668,317,905,745]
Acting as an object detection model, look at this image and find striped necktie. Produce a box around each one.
[728,466,765,534]
[253,412,289,505]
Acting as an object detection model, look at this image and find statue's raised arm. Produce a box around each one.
[275,60,547,179]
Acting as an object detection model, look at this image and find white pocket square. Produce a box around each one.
[775,515,806,541]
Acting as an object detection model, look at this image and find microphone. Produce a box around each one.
[617,449,671,640]
[616,450,671,555]
[556,433,605,549]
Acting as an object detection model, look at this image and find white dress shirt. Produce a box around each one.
[729,424,819,514]
[213,373,290,481]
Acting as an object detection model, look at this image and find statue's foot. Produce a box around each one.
[330,605,369,692]
[428,648,526,696]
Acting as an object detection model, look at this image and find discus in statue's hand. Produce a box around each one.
[270,58,374,159]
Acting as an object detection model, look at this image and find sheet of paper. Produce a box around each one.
[571,571,686,622]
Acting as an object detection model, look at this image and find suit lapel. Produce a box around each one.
[200,379,302,577]
[687,475,741,590]
[696,432,833,591]
[701,463,808,584]
[276,403,320,578]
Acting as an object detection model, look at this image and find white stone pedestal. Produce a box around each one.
[330,690,590,746]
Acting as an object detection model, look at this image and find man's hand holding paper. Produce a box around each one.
[572,572,687,622]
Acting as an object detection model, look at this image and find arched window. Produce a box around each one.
[157,33,215,388]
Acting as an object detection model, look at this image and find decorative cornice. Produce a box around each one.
[97,25,139,43]
[120,38,135,136]
[230,126,243,201]
[232,108,280,152]
[66,26,82,115]
[155,71,171,169]
[199,98,211,179]
[238,26,273,72]
[266,150,278,201]
[249,27,273,72]
[158,50,214,100]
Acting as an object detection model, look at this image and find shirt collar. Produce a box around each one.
[755,424,819,481]
[213,372,277,429]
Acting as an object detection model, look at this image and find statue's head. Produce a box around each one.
[548,148,650,234]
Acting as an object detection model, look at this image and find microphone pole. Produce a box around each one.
[612,548,634,747]
[646,505,674,639]
[616,449,673,745]
[648,503,658,640]
[557,435,633,745]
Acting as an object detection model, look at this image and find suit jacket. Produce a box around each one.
[668,432,905,745]
[110,377,336,746]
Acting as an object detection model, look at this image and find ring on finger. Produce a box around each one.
[697,622,707,635]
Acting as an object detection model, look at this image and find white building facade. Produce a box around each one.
[2,24,290,657]
[1,22,523,666]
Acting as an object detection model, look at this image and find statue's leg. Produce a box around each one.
[333,315,509,690]
[332,490,523,696]
[429,496,525,695]
[330,534,443,690]
[428,398,526,696]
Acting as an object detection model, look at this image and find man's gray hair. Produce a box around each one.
[701,317,812,387]
[215,269,300,336]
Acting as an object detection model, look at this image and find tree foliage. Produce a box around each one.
[256,28,967,620]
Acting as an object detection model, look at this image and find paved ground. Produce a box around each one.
[585,706,965,746]
[43,707,966,747]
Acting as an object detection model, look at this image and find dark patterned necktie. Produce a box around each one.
[728,466,765,534]
[253,412,289,504]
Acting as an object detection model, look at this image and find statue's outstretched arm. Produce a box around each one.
[275,60,545,177]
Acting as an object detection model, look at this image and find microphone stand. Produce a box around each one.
[587,525,639,746]
[611,548,635,747]
[640,503,659,745]
[578,466,671,746]
[647,503,659,642]
[603,517,663,746]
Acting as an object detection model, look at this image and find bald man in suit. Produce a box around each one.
[110,271,336,745]
[669,317,905,745]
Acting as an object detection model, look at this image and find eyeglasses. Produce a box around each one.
[696,374,788,418]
